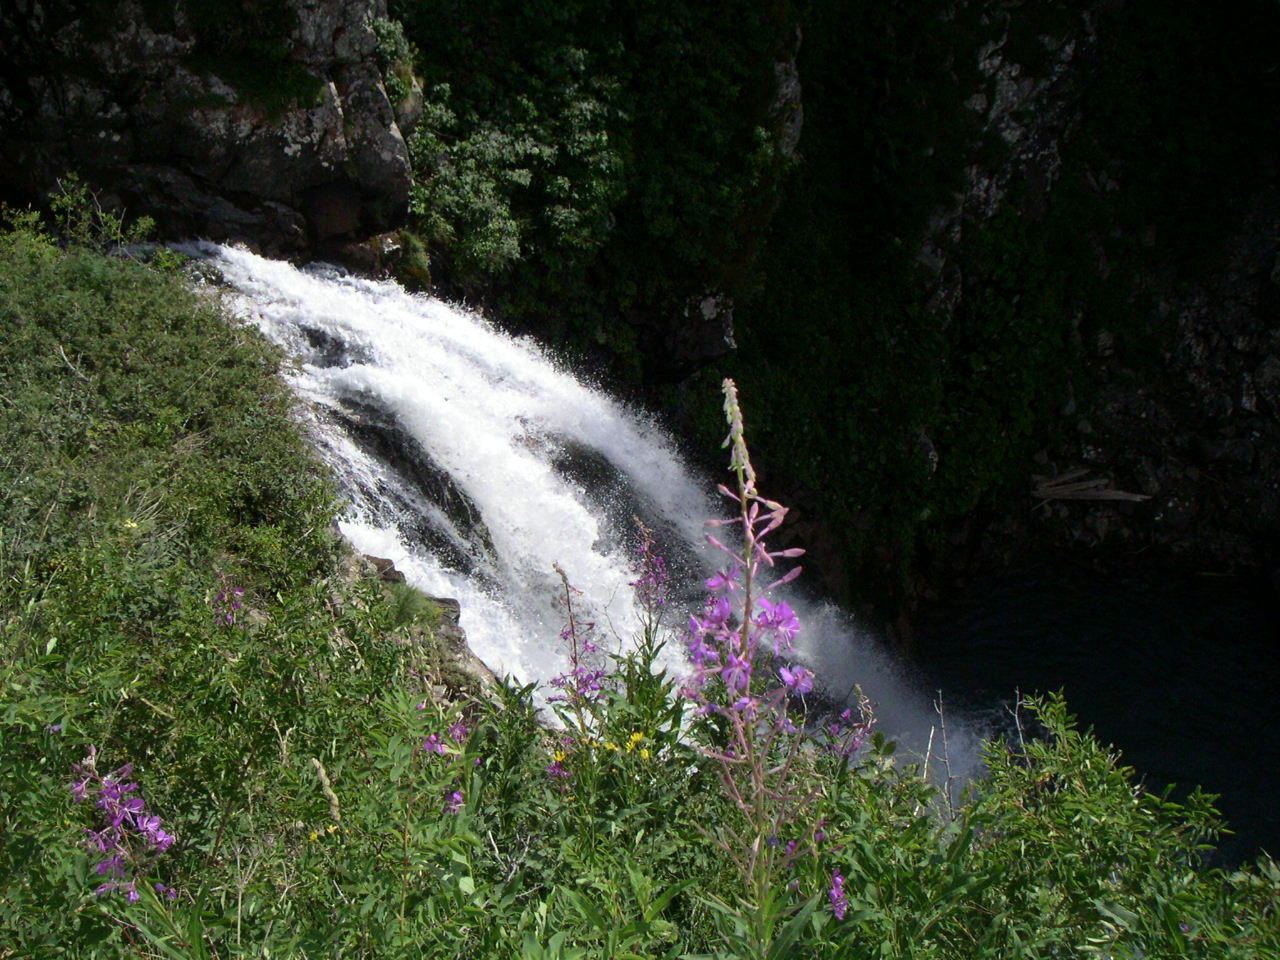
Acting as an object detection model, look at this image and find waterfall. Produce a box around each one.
[188,243,978,772]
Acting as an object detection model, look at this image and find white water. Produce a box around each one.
[189,243,977,771]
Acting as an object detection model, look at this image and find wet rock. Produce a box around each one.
[671,289,737,366]
[365,554,405,583]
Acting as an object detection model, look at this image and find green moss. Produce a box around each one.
[395,229,433,291]
[184,51,323,115]
[182,0,322,114]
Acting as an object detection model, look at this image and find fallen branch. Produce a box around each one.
[1032,469,1150,503]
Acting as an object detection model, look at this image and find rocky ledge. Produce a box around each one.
[0,0,412,254]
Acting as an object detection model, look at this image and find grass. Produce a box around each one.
[1,212,1278,958]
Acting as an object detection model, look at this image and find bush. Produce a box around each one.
[1,215,1276,958]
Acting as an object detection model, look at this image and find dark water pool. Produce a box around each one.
[911,561,1280,866]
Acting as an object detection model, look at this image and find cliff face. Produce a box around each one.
[0,0,412,253]
[721,0,1280,621]
[917,2,1280,586]
[1021,187,1280,577]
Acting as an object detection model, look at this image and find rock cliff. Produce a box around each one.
[922,2,1280,585]
[0,0,412,253]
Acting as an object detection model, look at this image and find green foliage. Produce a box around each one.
[371,17,419,106]
[391,0,792,343]
[46,174,156,252]
[2,212,1277,957]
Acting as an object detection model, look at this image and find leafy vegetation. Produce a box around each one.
[2,212,1278,957]
[387,0,793,357]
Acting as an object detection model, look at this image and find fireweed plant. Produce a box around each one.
[680,377,872,957]
[211,582,245,627]
[69,747,177,903]
[547,561,607,735]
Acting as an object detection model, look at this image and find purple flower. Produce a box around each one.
[779,665,813,696]
[447,720,469,743]
[825,706,872,757]
[548,665,606,704]
[630,530,670,611]
[84,828,112,852]
[720,650,752,694]
[138,815,175,852]
[829,868,847,920]
[71,750,178,901]
[690,595,732,634]
[705,567,739,593]
[96,855,125,878]
[444,790,464,814]
[213,584,246,627]
[422,733,447,755]
[686,631,717,670]
[754,598,800,654]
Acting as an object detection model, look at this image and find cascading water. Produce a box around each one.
[187,242,977,772]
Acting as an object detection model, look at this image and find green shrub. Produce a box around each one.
[2,211,1276,958]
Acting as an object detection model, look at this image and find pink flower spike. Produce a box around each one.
[704,533,730,553]
[771,547,806,559]
[766,566,804,591]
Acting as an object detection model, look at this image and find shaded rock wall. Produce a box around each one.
[0,0,412,253]
[1028,186,1280,576]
